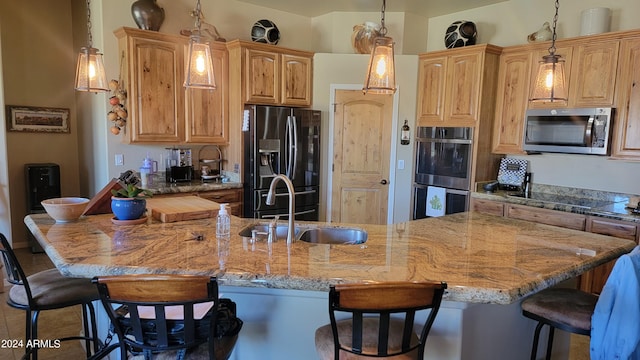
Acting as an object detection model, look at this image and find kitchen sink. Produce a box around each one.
[238,223,367,245]
[298,227,367,245]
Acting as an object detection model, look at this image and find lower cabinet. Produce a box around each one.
[470,197,639,293]
[154,188,243,217]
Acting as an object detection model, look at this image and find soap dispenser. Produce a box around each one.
[216,203,230,239]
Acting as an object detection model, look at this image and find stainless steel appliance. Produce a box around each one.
[523,107,613,155]
[243,105,321,220]
[165,147,193,183]
[413,127,473,220]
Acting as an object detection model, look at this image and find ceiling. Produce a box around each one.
[236,0,509,18]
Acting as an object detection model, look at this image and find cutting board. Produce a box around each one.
[146,196,220,223]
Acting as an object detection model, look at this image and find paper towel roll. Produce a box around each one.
[580,7,611,36]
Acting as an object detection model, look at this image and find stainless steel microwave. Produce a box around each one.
[523,107,613,155]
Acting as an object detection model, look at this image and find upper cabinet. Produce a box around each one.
[417,45,502,127]
[115,27,228,145]
[226,40,313,107]
[611,37,640,159]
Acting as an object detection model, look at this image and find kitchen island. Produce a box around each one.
[25,211,635,359]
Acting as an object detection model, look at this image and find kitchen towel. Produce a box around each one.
[426,186,446,217]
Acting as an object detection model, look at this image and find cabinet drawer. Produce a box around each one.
[587,216,638,241]
[198,189,243,203]
[506,204,586,230]
[470,198,505,216]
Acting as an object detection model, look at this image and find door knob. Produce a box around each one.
[380,179,388,185]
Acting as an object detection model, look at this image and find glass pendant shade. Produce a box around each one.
[530,54,567,102]
[74,46,108,92]
[363,36,397,94]
[184,36,216,89]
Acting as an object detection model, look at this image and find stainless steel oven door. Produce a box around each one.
[414,127,473,190]
[413,184,469,220]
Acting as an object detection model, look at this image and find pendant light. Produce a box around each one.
[530,0,567,102]
[184,0,216,89]
[75,0,108,92]
[363,0,396,94]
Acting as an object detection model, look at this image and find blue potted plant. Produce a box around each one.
[111,184,153,220]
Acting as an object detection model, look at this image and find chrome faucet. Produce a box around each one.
[266,175,295,244]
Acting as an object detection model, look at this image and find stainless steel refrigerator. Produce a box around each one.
[243,105,321,220]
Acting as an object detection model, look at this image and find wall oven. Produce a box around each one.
[413,127,473,219]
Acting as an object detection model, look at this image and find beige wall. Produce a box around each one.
[0,17,11,239]
[0,0,81,247]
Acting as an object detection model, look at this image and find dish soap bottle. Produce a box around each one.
[216,203,230,239]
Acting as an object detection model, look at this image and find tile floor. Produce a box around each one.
[0,248,591,360]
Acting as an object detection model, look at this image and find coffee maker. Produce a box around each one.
[165,147,193,183]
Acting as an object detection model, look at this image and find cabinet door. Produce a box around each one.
[470,198,505,216]
[505,204,586,230]
[611,38,640,159]
[244,49,279,104]
[527,46,573,109]
[569,42,619,107]
[416,56,447,126]
[492,50,531,154]
[445,52,482,126]
[281,54,312,107]
[128,37,184,143]
[185,43,228,144]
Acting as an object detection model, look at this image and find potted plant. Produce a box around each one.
[110,184,153,220]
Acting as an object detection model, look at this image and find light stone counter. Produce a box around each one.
[25,211,634,305]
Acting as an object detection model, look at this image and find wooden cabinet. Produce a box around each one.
[227,40,313,107]
[611,37,640,159]
[470,198,505,216]
[505,204,586,230]
[115,27,228,145]
[492,49,532,154]
[580,216,639,294]
[417,44,501,127]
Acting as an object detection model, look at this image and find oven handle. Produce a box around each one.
[415,137,473,144]
[413,184,469,195]
[585,115,594,146]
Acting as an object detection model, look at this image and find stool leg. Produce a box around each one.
[530,322,544,360]
[545,327,555,360]
[87,302,100,354]
[82,305,91,357]
[31,310,40,360]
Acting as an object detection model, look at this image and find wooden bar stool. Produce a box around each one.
[315,281,447,359]
[90,274,242,360]
[0,233,100,360]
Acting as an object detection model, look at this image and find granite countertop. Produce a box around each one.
[25,211,635,305]
[144,181,243,195]
[472,183,640,224]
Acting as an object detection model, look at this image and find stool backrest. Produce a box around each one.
[329,281,447,359]
[93,274,219,358]
[0,233,35,305]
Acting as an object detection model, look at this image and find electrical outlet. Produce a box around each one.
[115,154,124,166]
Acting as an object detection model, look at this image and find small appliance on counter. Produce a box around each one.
[165,147,193,183]
[497,158,529,192]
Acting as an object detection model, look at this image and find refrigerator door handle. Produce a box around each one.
[261,208,316,219]
[286,116,294,178]
[260,189,316,198]
[291,115,298,180]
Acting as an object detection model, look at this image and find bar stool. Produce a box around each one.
[0,233,100,360]
[521,246,640,360]
[91,274,242,360]
[315,281,447,359]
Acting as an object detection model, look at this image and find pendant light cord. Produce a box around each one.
[86,0,93,48]
[549,0,559,56]
[194,0,203,36]
[380,0,387,36]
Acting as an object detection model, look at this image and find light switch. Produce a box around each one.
[398,160,405,169]
[115,154,124,166]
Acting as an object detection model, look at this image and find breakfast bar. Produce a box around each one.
[25,211,635,359]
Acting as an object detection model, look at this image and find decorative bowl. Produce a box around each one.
[41,197,90,223]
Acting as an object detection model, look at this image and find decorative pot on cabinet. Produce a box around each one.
[131,0,165,31]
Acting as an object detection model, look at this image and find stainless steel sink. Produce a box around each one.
[298,227,367,245]
[238,223,367,245]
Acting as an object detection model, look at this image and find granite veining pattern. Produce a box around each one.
[144,181,243,195]
[25,211,635,305]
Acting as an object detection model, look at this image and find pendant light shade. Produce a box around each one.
[363,0,396,94]
[75,0,108,92]
[184,0,216,89]
[530,0,567,102]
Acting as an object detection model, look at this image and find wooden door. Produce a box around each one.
[492,50,531,154]
[569,41,619,107]
[416,55,447,126]
[185,42,228,144]
[244,48,279,104]
[331,90,392,224]
[281,54,312,107]
[612,38,640,159]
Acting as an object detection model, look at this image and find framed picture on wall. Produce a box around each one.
[5,105,70,133]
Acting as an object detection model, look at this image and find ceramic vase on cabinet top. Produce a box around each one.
[131,0,165,31]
